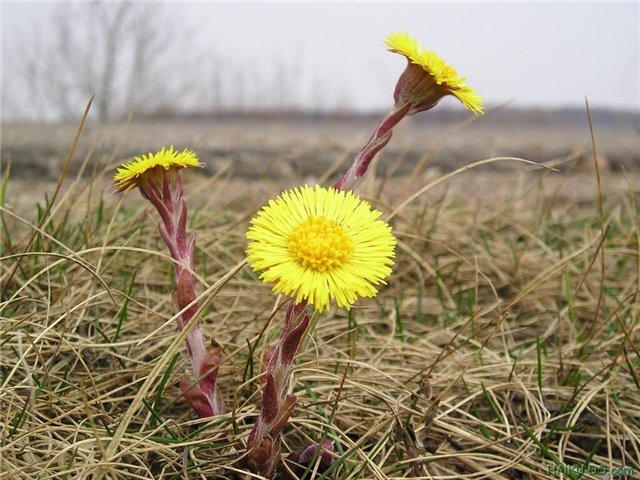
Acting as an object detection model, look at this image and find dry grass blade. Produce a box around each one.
[1,97,94,299]
[1,120,638,479]
[388,156,557,220]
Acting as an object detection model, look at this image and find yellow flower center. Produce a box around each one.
[288,216,353,271]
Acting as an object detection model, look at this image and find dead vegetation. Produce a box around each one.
[1,126,639,479]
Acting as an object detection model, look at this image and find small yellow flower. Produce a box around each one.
[113,146,202,192]
[247,185,396,312]
[386,32,484,115]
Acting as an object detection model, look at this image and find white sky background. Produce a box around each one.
[2,1,639,117]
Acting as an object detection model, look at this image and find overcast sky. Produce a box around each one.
[2,1,639,116]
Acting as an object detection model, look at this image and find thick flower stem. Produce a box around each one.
[334,102,411,191]
[246,301,311,476]
[140,171,224,417]
[246,99,410,471]
[246,99,411,474]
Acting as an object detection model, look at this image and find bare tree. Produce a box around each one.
[6,1,207,122]
[2,1,353,122]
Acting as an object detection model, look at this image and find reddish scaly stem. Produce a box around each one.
[247,101,413,475]
[286,440,334,476]
[335,102,411,191]
[139,169,224,417]
[246,301,310,476]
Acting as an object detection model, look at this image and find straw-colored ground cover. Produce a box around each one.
[1,145,639,479]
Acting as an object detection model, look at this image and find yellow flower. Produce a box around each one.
[246,185,396,312]
[385,32,484,115]
[113,146,202,192]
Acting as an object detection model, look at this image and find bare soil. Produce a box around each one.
[2,112,639,215]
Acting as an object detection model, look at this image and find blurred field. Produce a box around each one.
[3,108,639,213]
[1,110,639,479]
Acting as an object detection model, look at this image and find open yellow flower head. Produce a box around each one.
[113,146,202,192]
[386,32,484,115]
[247,185,396,312]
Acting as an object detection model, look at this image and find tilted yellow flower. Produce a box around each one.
[112,146,223,417]
[113,146,202,192]
[385,32,484,115]
[246,185,396,312]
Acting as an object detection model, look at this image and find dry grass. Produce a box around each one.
[1,126,639,480]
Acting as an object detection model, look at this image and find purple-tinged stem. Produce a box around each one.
[334,102,411,191]
[140,169,224,417]
[246,301,311,477]
[286,440,334,476]
[246,101,413,474]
